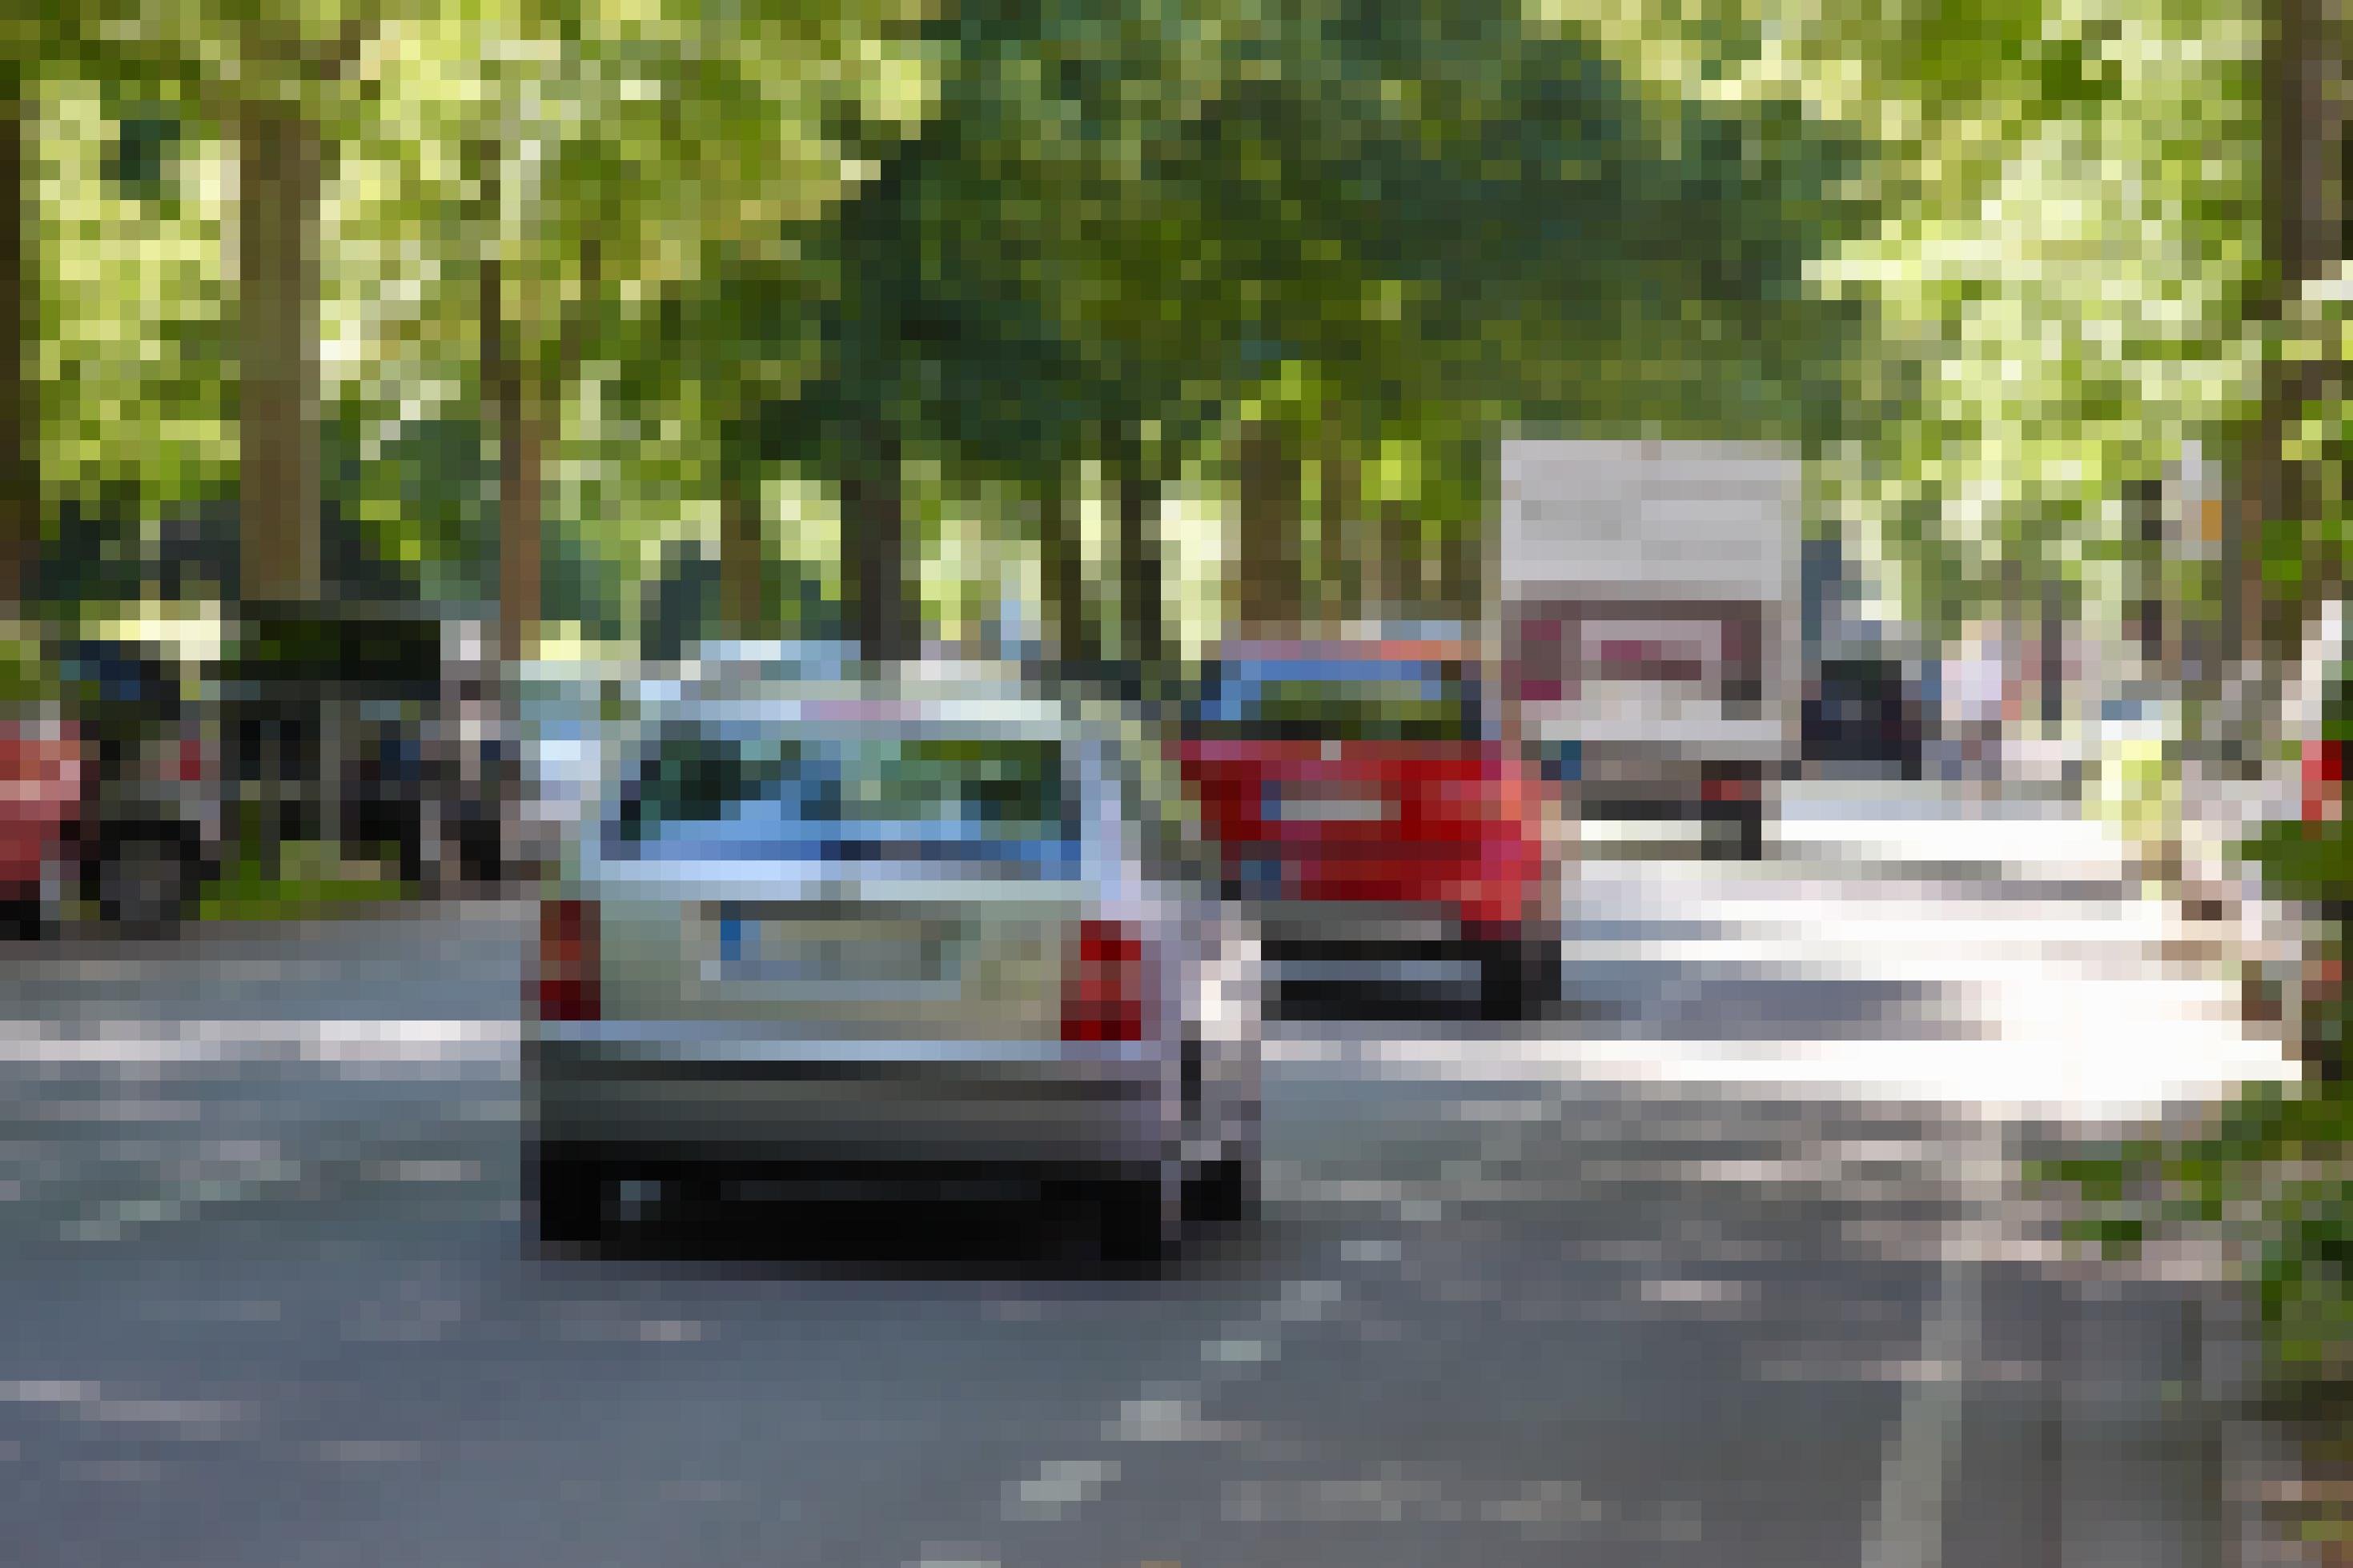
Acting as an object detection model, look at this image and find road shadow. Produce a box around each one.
[536,1185,1307,1293]
[1568,964,1996,1043]
[1274,960,1992,1044]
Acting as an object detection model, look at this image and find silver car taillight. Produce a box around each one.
[535,899,602,1022]
[1061,919,1146,1043]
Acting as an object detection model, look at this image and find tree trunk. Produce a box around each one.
[1376,502,1419,623]
[843,423,913,664]
[476,146,540,668]
[496,395,541,667]
[1319,423,1359,629]
[2235,0,2342,668]
[1437,515,1479,626]
[1111,426,1163,680]
[238,100,323,606]
[720,459,765,638]
[488,319,537,877]
[0,71,33,614]
[1037,460,1094,670]
[1235,421,1299,636]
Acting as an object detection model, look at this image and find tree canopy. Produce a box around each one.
[7,0,2276,660]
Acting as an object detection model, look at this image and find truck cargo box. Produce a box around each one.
[1493,440,1802,857]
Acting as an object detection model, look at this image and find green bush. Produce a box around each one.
[0,636,57,710]
[2088,732,2180,855]
[2241,820,2353,1065]
[2035,1079,2353,1383]
[2241,819,2353,907]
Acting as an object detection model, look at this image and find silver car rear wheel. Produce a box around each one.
[532,1146,606,1250]
[1184,1152,1258,1225]
[1094,1162,1183,1265]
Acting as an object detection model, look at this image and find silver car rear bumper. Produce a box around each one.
[528,1025,1173,1169]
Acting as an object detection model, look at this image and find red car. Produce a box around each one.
[0,635,229,937]
[0,714,84,936]
[1174,636,1563,1018]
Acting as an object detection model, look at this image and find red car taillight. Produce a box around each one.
[1701,773,1758,804]
[1062,919,1146,1042]
[535,899,600,1022]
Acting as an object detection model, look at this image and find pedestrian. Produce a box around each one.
[1949,630,2006,793]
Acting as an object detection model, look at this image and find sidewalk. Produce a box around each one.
[2062,757,2347,1568]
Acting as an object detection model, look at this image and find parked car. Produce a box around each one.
[525,664,1259,1261]
[0,631,68,933]
[223,604,500,888]
[58,635,226,932]
[1802,654,1926,779]
[0,684,82,939]
[514,657,618,883]
[1172,635,1563,1019]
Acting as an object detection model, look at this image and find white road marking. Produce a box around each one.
[0,1020,516,1065]
[990,1257,1365,1534]
[308,1439,427,1463]
[0,1379,252,1437]
[1005,1458,1122,1521]
[1861,1124,2006,1568]
[1102,1394,1260,1445]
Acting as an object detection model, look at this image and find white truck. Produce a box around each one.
[1491,439,1802,860]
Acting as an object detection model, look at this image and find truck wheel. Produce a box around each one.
[1733,805,1765,862]
[1702,805,1765,862]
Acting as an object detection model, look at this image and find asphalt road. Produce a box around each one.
[0,781,2295,1567]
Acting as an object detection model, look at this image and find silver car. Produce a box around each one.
[525,667,1260,1261]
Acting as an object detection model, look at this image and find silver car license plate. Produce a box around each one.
[713,916,962,986]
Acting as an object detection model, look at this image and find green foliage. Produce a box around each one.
[786,0,1879,608]
[542,523,628,644]
[199,860,411,923]
[0,632,55,708]
[105,113,179,201]
[13,0,2271,656]
[2038,1080,2353,1378]
[35,80,236,523]
[332,415,495,608]
[1771,0,2261,636]
[2260,272,2353,632]
[2242,820,2353,907]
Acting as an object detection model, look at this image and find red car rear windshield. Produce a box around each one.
[1188,659,1483,744]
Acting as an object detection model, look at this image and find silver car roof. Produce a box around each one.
[640,692,1078,733]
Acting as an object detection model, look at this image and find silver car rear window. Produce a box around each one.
[606,722,1078,867]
